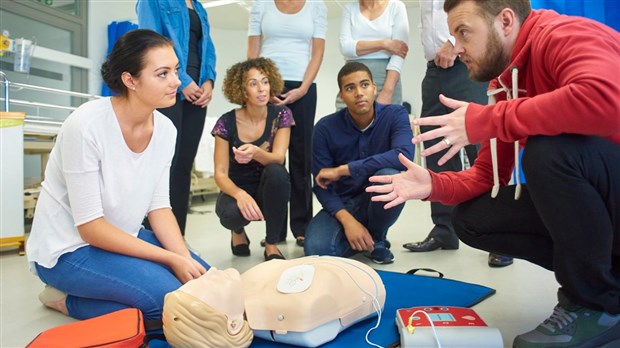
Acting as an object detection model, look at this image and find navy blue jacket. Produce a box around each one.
[312,103,414,215]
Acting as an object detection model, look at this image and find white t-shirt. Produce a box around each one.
[26,98,177,270]
[248,0,327,82]
[339,0,410,73]
[419,0,453,61]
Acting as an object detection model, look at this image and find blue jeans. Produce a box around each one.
[35,229,210,320]
[304,168,404,257]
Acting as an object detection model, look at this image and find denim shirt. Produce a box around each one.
[312,103,415,215]
[136,0,216,97]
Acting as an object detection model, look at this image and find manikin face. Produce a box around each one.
[338,70,377,119]
[179,267,245,335]
[448,1,510,82]
[131,45,181,109]
[243,68,270,107]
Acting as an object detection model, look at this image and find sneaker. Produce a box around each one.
[367,241,394,264]
[488,253,513,267]
[513,291,620,347]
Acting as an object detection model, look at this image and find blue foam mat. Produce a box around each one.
[149,270,495,348]
[249,270,495,347]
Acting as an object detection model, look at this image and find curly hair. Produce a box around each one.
[222,57,284,105]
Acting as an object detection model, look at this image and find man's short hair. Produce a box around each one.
[337,62,373,90]
[444,0,531,24]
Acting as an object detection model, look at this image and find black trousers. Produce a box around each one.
[157,97,207,235]
[215,164,291,245]
[420,59,488,246]
[280,81,317,240]
[454,135,620,314]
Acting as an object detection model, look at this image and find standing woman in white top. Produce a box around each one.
[247,0,327,247]
[339,0,409,108]
[26,29,209,322]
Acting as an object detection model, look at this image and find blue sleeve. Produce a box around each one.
[136,0,194,91]
[348,105,414,178]
[312,121,346,216]
[136,0,163,33]
[200,7,217,84]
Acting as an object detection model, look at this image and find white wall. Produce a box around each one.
[87,0,138,96]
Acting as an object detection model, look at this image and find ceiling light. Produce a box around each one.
[202,0,243,9]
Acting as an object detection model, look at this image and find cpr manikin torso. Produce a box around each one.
[163,267,253,348]
[242,256,386,347]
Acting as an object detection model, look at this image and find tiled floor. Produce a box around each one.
[1,196,565,347]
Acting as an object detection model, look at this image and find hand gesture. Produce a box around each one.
[376,89,394,105]
[343,219,374,251]
[434,41,457,69]
[412,94,470,165]
[232,144,257,164]
[234,190,264,221]
[366,153,432,209]
[193,80,213,108]
[385,40,409,58]
[315,167,343,189]
[270,87,306,106]
[169,254,207,284]
[181,81,202,103]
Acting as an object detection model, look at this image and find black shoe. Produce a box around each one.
[295,237,305,247]
[231,231,250,257]
[403,236,458,252]
[260,238,287,247]
[488,253,513,267]
[264,249,285,261]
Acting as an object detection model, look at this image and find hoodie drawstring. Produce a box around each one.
[486,67,523,200]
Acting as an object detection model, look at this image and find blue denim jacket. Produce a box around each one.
[136,0,216,97]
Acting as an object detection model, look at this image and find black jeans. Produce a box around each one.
[454,135,620,314]
[282,81,317,240]
[215,163,290,245]
[156,97,207,235]
[420,59,488,246]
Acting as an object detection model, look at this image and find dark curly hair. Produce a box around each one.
[101,29,173,97]
[222,57,284,105]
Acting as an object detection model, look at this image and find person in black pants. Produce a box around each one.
[211,58,294,261]
[368,1,619,346]
[403,0,513,268]
[247,0,328,247]
[282,82,316,245]
[137,0,217,239]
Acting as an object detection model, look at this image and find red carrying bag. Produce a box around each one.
[26,308,146,348]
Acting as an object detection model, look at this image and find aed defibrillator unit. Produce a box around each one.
[396,306,503,347]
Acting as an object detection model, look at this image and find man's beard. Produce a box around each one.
[468,29,510,82]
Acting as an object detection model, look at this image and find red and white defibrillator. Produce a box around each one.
[396,306,503,347]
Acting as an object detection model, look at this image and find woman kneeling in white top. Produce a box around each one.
[26,29,210,321]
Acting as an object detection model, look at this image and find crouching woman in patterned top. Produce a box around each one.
[212,57,294,261]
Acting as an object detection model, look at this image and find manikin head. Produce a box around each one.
[163,267,253,348]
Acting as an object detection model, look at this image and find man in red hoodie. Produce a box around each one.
[367,0,620,347]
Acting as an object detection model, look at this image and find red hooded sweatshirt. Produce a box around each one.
[429,9,620,205]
